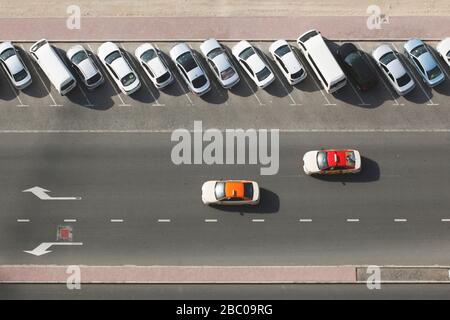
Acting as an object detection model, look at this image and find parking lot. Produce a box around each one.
[0,40,449,131]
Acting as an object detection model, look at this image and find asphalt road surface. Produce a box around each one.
[1,132,450,266]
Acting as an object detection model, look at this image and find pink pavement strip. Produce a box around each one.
[0,16,449,41]
[0,265,357,283]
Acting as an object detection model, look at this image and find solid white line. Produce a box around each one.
[347,219,360,222]
[110,219,124,223]
[391,43,437,106]
[120,43,164,107]
[394,219,407,222]
[299,219,312,222]
[64,219,77,223]
[20,44,62,107]
[158,219,171,223]
[205,219,218,223]
[17,219,30,223]
[86,43,131,107]
[252,219,265,222]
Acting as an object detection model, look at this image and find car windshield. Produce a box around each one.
[239,47,255,60]
[140,49,157,63]
[427,66,442,80]
[214,182,225,200]
[87,73,102,85]
[0,48,15,61]
[410,44,427,58]
[291,69,304,80]
[177,52,197,72]
[71,51,88,64]
[397,73,411,87]
[243,183,254,199]
[344,51,361,66]
[220,67,236,80]
[121,72,136,86]
[317,152,328,170]
[13,69,28,82]
[105,51,121,64]
[156,72,170,84]
[379,52,396,65]
[192,75,207,89]
[256,66,271,81]
[207,48,223,59]
[274,45,291,57]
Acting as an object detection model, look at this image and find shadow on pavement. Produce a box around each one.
[312,157,380,183]
[209,188,280,214]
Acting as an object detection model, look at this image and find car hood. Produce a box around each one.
[303,151,320,172]
[201,181,217,203]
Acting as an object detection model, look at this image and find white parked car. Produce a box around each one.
[97,42,141,95]
[66,45,104,90]
[170,43,211,95]
[135,43,173,89]
[372,44,415,96]
[0,41,32,90]
[232,40,275,88]
[269,39,307,85]
[201,180,260,205]
[437,37,450,68]
[199,38,240,89]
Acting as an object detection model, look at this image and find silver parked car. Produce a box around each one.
[404,38,445,87]
[67,44,104,90]
[0,41,32,90]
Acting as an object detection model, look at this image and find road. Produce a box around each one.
[1,132,450,266]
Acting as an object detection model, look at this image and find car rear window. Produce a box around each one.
[220,67,236,81]
[256,66,272,81]
[13,69,28,82]
[274,45,290,58]
[86,72,102,85]
[291,69,304,80]
[61,79,75,92]
[192,75,207,89]
[156,72,171,84]
[243,183,254,199]
[397,73,411,87]
[427,66,442,80]
[379,52,396,65]
[71,51,88,65]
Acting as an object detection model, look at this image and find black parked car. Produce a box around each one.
[337,43,377,91]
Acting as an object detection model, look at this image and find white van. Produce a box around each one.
[297,30,347,93]
[29,39,77,95]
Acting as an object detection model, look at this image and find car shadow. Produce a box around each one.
[16,46,51,99]
[209,188,280,214]
[0,72,17,101]
[157,50,192,98]
[312,156,380,183]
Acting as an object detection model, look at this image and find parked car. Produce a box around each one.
[303,149,362,175]
[66,44,104,90]
[202,180,260,205]
[372,44,415,95]
[337,43,377,91]
[232,40,275,88]
[97,41,141,95]
[135,43,173,89]
[199,38,240,89]
[404,38,445,87]
[170,43,211,95]
[269,39,307,85]
[0,41,32,90]
[437,37,450,68]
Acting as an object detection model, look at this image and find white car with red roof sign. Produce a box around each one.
[303,149,362,175]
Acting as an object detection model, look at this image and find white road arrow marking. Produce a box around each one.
[23,186,81,200]
[24,242,83,256]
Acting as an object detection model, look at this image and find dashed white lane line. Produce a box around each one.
[110,219,124,223]
[299,219,312,223]
[441,219,450,222]
[86,43,131,107]
[64,219,77,223]
[158,219,171,223]
[17,219,30,223]
[20,44,62,107]
[347,219,360,222]
[394,218,408,222]
[205,219,218,223]
[252,219,265,222]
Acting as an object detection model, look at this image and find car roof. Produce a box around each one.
[387,59,406,78]
[246,53,266,73]
[211,52,232,72]
[77,58,98,79]
[417,52,438,71]
[111,57,132,78]
[280,51,302,74]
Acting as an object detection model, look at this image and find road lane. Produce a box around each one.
[0,132,449,266]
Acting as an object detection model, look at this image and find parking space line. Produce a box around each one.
[357,43,401,106]
[158,219,171,223]
[120,43,164,107]
[86,44,131,107]
[20,44,62,107]
[154,44,194,106]
[17,219,30,223]
[392,43,438,106]
[256,44,300,106]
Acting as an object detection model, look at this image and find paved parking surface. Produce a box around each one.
[0,40,449,132]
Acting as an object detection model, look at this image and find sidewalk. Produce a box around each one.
[0,16,449,42]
